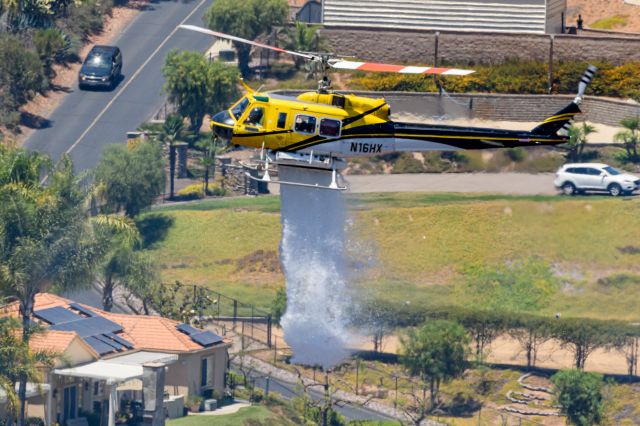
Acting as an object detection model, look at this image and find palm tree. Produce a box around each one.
[285,22,323,70]
[162,115,184,199]
[0,318,56,425]
[196,136,219,194]
[92,215,141,312]
[0,152,98,426]
[614,117,640,163]
[565,122,597,163]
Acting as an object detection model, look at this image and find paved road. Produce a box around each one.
[236,367,401,423]
[264,172,559,195]
[25,0,214,172]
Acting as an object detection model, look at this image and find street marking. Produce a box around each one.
[65,0,209,156]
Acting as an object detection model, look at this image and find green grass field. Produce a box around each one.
[166,405,293,426]
[144,193,640,320]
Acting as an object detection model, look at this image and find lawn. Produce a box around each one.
[143,193,640,319]
[166,405,293,426]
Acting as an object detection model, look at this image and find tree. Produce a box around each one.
[0,34,45,126]
[355,300,398,354]
[451,308,507,362]
[400,320,469,414]
[614,117,640,163]
[92,215,143,312]
[565,122,597,163]
[285,22,323,69]
[508,314,553,369]
[34,28,65,80]
[94,140,165,217]
[162,114,183,199]
[270,286,287,326]
[552,369,604,426]
[552,318,614,370]
[196,136,219,194]
[0,318,56,425]
[204,0,289,77]
[162,50,239,131]
[0,152,98,426]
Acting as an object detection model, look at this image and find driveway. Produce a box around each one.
[24,0,214,172]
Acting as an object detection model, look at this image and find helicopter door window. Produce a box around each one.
[294,114,317,135]
[244,106,265,127]
[319,118,341,138]
[277,112,287,129]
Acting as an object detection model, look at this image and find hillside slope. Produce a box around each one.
[568,0,640,33]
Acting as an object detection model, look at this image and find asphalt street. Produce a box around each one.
[235,367,401,423]
[25,0,214,172]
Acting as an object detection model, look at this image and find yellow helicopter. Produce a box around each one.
[181,25,596,190]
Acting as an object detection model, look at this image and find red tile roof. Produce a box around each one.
[0,293,229,355]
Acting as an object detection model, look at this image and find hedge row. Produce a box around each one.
[352,60,640,102]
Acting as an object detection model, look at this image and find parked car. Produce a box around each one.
[78,45,122,90]
[554,163,640,196]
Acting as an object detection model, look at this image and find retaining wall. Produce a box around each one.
[320,27,640,65]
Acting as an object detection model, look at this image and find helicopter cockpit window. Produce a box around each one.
[294,114,317,134]
[319,118,341,138]
[231,97,250,120]
[244,106,265,127]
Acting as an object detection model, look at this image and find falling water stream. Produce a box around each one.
[278,165,352,368]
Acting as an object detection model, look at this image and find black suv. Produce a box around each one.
[78,45,122,90]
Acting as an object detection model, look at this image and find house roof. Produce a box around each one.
[0,293,229,357]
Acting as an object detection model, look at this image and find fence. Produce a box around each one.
[156,282,274,348]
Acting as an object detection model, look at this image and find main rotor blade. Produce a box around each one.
[329,59,475,75]
[179,25,316,60]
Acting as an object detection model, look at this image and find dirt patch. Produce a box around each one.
[234,249,282,274]
[14,2,145,144]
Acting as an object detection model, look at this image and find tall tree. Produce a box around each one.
[162,115,183,199]
[614,116,640,163]
[552,369,604,426]
[552,318,613,370]
[0,152,98,426]
[196,136,219,195]
[94,140,165,217]
[285,22,323,69]
[162,50,239,131]
[400,320,469,413]
[508,314,553,369]
[92,215,142,312]
[203,0,289,77]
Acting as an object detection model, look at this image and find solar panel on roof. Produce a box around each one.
[107,333,134,349]
[50,316,122,337]
[94,334,124,351]
[84,336,117,355]
[34,306,82,325]
[176,323,199,336]
[69,303,96,317]
[190,331,223,347]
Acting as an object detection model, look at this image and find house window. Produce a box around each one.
[277,112,287,129]
[319,118,341,138]
[201,358,208,387]
[93,381,99,396]
[294,114,316,134]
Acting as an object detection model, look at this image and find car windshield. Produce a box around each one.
[84,55,111,70]
[230,97,250,120]
[603,166,622,175]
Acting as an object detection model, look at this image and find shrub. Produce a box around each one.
[505,147,526,162]
[177,184,205,200]
[206,183,226,196]
[552,370,604,426]
[390,153,426,173]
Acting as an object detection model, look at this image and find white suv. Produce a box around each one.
[554,163,640,196]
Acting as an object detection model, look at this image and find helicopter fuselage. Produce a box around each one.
[210,91,570,159]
